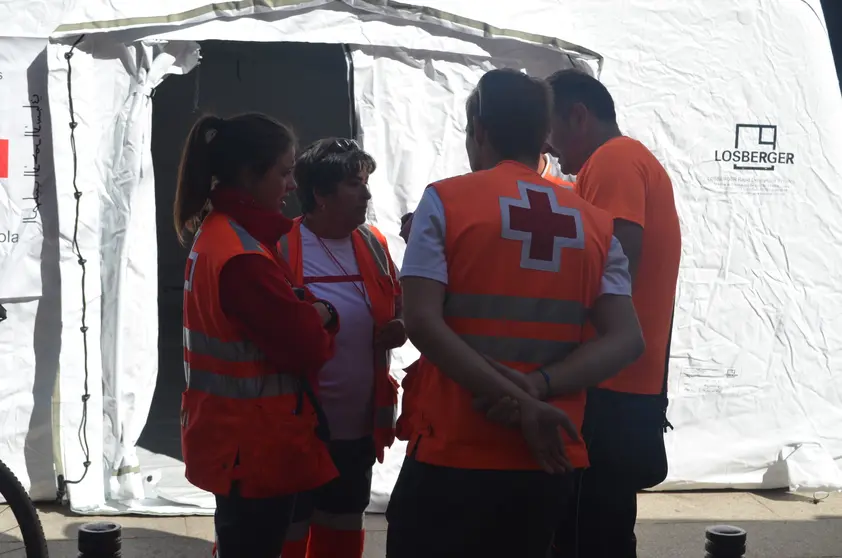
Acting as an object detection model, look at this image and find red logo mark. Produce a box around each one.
[0,139,8,179]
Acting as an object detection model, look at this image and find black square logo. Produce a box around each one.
[715,124,794,171]
[735,124,777,170]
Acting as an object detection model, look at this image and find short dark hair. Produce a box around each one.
[546,69,617,122]
[174,113,295,245]
[466,69,551,162]
[294,138,377,214]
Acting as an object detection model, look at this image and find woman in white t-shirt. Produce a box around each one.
[278,138,405,558]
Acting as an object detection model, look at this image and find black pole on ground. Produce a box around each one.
[705,525,747,558]
[78,522,122,558]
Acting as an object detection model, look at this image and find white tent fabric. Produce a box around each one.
[0,0,840,516]
[0,0,77,300]
[0,37,48,300]
[0,0,74,506]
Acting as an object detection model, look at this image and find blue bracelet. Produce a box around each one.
[536,367,551,395]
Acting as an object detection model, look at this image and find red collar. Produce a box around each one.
[210,188,293,247]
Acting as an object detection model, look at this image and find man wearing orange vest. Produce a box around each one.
[386,68,645,558]
[546,70,682,558]
[278,138,404,558]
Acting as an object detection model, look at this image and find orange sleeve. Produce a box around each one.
[579,150,647,227]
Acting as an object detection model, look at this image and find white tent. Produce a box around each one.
[1,0,841,516]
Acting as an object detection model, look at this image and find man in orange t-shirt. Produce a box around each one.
[546,70,682,558]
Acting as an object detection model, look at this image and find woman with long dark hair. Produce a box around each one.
[175,113,341,558]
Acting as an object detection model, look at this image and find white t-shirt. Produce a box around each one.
[300,224,375,441]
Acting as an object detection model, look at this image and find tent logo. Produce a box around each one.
[714,124,794,171]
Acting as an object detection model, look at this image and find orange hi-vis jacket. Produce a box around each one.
[394,359,419,443]
[181,212,338,498]
[540,154,574,189]
[395,161,575,445]
[408,161,615,471]
[280,218,401,463]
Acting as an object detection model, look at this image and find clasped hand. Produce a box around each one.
[473,358,579,474]
[375,319,407,350]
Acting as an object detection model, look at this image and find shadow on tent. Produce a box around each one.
[24,48,63,502]
[137,40,355,463]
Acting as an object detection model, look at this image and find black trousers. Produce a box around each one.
[386,453,573,558]
[214,483,296,558]
[291,436,376,525]
[553,388,668,558]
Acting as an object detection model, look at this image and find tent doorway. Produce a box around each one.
[139,40,353,479]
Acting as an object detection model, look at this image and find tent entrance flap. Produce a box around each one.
[138,40,353,511]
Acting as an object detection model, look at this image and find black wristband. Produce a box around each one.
[318,299,339,328]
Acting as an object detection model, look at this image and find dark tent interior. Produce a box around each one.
[821,0,841,91]
[138,41,353,459]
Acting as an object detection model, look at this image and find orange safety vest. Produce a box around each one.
[407,161,615,471]
[279,218,400,463]
[394,360,420,442]
[396,163,575,445]
[541,155,575,189]
[181,212,338,498]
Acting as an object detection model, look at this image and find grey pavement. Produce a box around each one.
[1,490,840,557]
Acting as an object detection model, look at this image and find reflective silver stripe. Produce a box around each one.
[278,235,289,260]
[460,334,578,365]
[444,293,586,325]
[228,219,264,252]
[312,510,365,531]
[185,364,300,398]
[375,404,396,429]
[286,520,310,542]
[357,225,390,276]
[184,327,265,362]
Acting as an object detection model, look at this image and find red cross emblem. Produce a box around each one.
[500,182,584,272]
